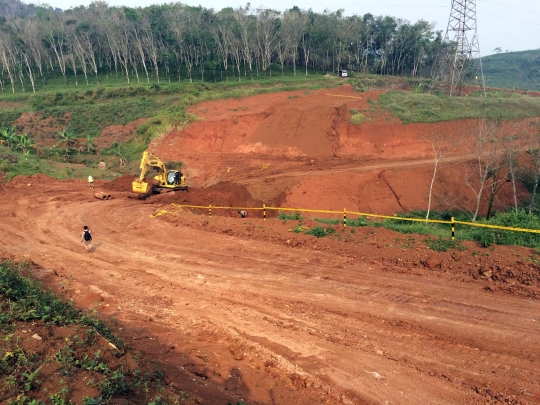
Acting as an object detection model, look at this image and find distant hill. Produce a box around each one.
[0,0,36,19]
[481,49,540,91]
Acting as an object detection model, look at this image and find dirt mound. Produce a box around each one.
[8,173,63,188]
[103,174,136,192]
[250,105,341,156]
[152,181,265,217]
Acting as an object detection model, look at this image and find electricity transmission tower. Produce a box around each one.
[433,0,486,96]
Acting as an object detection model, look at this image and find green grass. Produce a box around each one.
[311,209,540,249]
[481,49,540,91]
[0,260,124,346]
[278,211,303,221]
[0,146,118,181]
[349,109,367,125]
[1,73,345,162]
[377,90,540,123]
[315,217,367,227]
[305,226,336,238]
[370,209,540,249]
[0,259,189,404]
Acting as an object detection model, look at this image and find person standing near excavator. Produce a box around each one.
[88,175,94,189]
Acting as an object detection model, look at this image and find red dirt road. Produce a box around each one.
[2,86,540,404]
[1,176,539,405]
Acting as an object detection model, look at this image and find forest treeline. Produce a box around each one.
[0,0,443,92]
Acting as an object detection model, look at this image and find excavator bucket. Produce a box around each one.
[132,180,152,194]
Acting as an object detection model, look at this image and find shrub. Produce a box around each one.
[305,226,335,238]
[350,112,367,125]
[469,210,540,248]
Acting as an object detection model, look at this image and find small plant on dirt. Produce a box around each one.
[425,237,466,252]
[98,368,129,400]
[347,217,368,227]
[278,211,302,221]
[291,225,308,233]
[314,218,340,225]
[350,112,367,125]
[82,396,103,405]
[305,226,335,238]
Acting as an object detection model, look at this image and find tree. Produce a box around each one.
[422,128,461,220]
[0,126,17,148]
[55,128,79,158]
[463,120,504,221]
[281,8,307,76]
[16,133,35,154]
[83,134,96,154]
[256,7,279,74]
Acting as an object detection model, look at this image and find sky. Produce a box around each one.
[36,0,540,56]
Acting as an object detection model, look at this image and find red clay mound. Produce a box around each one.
[103,174,136,192]
[151,181,265,217]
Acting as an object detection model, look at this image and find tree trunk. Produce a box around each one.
[529,175,539,214]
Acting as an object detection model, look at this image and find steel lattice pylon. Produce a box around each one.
[433,0,486,96]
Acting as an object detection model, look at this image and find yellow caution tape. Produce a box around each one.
[325,94,363,99]
[454,221,540,234]
[154,203,539,235]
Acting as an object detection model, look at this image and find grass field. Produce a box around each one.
[376,89,540,123]
[481,49,540,91]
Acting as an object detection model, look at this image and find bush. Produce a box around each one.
[347,217,368,227]
[305,226,335,238]
[469,210,540,248]
[350,111,367,125]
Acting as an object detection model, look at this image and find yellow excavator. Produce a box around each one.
[132,150,188,195]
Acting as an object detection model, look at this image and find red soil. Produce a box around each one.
[0,175,539,404]
[2,86,540,404]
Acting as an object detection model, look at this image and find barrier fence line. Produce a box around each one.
[152,203,540,237]
[454,220,540,234]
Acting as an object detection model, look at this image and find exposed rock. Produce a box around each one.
[424,256,442,269]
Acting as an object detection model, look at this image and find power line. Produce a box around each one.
[477,0,540,16]
[480,11,540,27]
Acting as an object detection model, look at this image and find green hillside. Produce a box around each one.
[482,49,540,91]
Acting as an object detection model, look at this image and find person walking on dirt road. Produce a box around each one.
[81,226,93,253]
[88,175,94,189]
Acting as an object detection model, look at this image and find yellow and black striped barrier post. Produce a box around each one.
[263,204,266,222]
[343,208,347,228]
[209,204,212,218]
[451,217,455,241]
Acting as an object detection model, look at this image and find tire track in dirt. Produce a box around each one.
[237,153,477,184]
[1,192,540,404]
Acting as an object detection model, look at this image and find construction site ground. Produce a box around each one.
[1,86,539,405]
